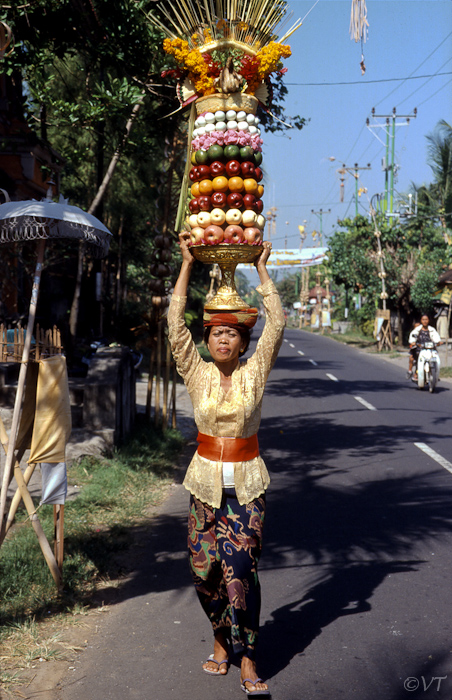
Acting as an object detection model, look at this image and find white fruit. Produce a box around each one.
[226,109,237,120]
[215,110,226,121]
[256,214,266,229]
[242,210,257,226]
[237,121,249,131]
[210,208,226,225]
[225,208,242,224]
[204,112,215,123]
[188,214,199,228]
[197,211,212,228]
[236,110,246,120]
[226,120,238,130]
[215,121,227,132]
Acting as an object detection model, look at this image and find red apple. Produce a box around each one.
[225,160,241,177]
[243,193,257,210]
[189,166,200,182]
[188,198,200,214]
[198,195,212,211]
[227,192,243,209]
[240,161,256,177]
[209,160,226,176]
[254,199,264,214]
[223,225,244,244]
[197,164,211,180]
[204,224,225,244]
[212,191,227,209]
[254,167,263,182]
[243,226,261,244]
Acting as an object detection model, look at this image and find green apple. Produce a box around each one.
[254,151,263,166]
[224,145,240,159]
[207,144,224,161]
[239,146,254,160]
[196,149,209,164]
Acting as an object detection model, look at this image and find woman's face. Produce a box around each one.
[421,315,429,328]
[207,325,244,365]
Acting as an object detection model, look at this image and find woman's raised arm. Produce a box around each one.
[173,231,195,297]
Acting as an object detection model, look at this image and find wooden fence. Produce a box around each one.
[0,324,63,362]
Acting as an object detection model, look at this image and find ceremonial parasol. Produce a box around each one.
[0,191,112,549]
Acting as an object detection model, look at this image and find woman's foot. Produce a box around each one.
[202,631,229,675]
[241,656,269,695]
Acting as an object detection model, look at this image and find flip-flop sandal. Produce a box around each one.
[202,653,229,676]
[241,678,271,696]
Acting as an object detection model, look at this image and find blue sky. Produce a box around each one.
[259,0,452,252]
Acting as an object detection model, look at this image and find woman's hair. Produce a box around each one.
[203,325,251,356]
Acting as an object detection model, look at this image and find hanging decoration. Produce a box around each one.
[350,0,369,75]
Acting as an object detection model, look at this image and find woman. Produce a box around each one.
[168,232,284,696]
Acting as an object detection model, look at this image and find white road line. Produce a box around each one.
[354,396,377,411]
[414,442,452,474]
[284,339,288,342]
[326,373,339,382]
[298,350,305,356]
[309,359,318,366]
[289,343,295,348]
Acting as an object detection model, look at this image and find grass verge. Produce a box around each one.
[0,417,184,694]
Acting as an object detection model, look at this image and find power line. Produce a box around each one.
[285,71,452,87]
[373,30,452,108]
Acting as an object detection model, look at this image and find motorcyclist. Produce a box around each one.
[407,313,443,379]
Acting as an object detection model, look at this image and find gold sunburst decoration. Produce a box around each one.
[146,0,302,52]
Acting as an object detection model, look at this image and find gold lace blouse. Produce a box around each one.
[167,279,285,507]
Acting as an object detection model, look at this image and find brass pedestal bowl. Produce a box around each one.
[191,244,263,311]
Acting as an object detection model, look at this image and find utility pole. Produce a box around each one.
[366,107,417,220]
[311,208,330,246]
[340,163,371,216]
[266,207,277,240]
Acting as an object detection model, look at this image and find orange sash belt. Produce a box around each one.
[196,432,259,462]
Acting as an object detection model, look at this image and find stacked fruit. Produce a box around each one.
[186,108,265,246]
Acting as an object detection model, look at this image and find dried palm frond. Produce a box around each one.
[145,0,302,51]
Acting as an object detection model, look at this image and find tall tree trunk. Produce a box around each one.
[68,94,145,341]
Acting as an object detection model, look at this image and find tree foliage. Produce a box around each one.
[328,211,448,339]
[1,0,306,350]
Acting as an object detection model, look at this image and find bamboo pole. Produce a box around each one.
[0,415,34,543]
[54,504,64,571]
[171,361,177,430]
[154,319,162,426]
[162,334,171,430]
[0,238,45,533]
[146,347,156,420]
[13,461,62,589]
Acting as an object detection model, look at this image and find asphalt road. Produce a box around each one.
[56,327,452,700]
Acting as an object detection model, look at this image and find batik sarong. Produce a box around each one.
[188,488,265,660]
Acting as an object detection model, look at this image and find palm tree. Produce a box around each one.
[426,120,452,238]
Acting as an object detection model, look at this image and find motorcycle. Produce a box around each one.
[413,341,440,392]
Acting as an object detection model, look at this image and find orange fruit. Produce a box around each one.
[212,176,229,192]
[191,182,200,197]
[257,184,264,198]
[243,178,258,194]
[199,179,214,195]
[228,176,244,193]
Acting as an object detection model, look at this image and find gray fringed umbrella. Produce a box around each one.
[0,193,112,549]
[0,195,111,257]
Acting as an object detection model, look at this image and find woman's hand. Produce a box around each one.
[254,240,272,284]
[178,231,194,264]
[254,240,272,269]
[173,232,194,296]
